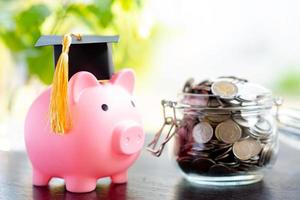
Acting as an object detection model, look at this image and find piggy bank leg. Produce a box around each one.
[111,171,128,184]
[65,177,97,193]
[32,169,51,186]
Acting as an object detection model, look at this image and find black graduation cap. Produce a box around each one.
[35,35,119,80]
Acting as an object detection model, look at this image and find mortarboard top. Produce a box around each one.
[35,35,119,80]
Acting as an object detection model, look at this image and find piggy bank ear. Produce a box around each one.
[110,69,135,94]
[69,72,99,104]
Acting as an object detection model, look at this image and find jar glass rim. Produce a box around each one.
[175,92,275,112]
[177,92,273,98]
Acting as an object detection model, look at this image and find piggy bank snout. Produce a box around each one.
[113,121,145,155]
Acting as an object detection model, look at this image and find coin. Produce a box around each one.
[248,139,262,157]
[210,139,231,146]
[207,98,221,107]
[218,161,239,168]
[223,99,242,107]
[192,158,216,173]
[215,120,242,144]
[192,80,212,94]
[236,82,271,102]
[177,157,193,173]
[192,85,211,92]
[183,78,194,93]
[254,117,273,133]
[217,76,248,83]
[184,95,208,106]
[192,122,214,143]
[187,150,210,158]
[258,143,275,167]
[233,140,253,160]
[192,143,215,151]
[250,117,273,139]
[206,114,230,123]
[232,138,261,160]
[233,114,258,128]
[174,76,276,177]
[215,151,231,161]
[232,116,252,128]
[211,81,238,99]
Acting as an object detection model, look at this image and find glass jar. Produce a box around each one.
[148,92,280,186]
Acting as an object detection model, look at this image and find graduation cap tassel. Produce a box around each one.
[49,33,81,134]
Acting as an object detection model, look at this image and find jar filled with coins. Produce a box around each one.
[148,76,280,185]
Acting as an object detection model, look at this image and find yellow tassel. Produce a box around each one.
[49,34,81,134]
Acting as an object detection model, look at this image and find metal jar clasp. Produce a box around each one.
[147,100,180,157]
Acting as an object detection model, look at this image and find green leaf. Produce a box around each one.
[67,3,114,28]
[26,48,54,84]
[66,4,97,30]
[14,4,51,45]
[15,4,51,31]
[87,4,114,28]
[0,30,26,52]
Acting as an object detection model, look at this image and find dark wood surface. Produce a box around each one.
[1,137,300,200]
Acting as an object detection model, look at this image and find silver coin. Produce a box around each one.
[259,143,275,167]
[215,147,232,161]
[233,139,253,160]
[215,120,242,144]
[232,116,251,127]
[248,139,262,157]
[236,82,271,102]
[233,138,261,160]
[254,117,273,133]
[250,117,273,139]
[211,81,238,99]
[225,99,242,106]
[215,153,230,161]
[241,128,253,138]
[210,139,232,147]
[217,76,248,83]
[192,122,214,144]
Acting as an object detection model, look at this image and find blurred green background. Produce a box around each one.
[0,0,158,84]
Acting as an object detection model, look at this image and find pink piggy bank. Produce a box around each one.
[24,69,145,193]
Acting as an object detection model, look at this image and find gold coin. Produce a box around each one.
[211,81,238,99]
[215,120,242,144]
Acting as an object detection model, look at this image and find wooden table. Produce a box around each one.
[1,138,299,200]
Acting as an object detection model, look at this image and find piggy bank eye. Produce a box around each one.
[131,100,135,107]
[101,104,109,111]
